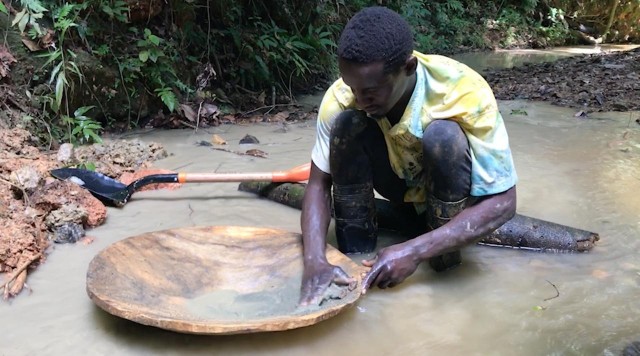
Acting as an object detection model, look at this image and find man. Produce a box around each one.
[299,6,517,306]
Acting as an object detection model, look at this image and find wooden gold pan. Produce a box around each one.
[86,226,365,335]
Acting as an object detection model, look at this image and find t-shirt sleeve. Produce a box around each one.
[422,76,518,197]
[310,89,344,174]
[464,110,518,196]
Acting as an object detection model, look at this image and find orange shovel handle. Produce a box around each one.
[177,163,311,183]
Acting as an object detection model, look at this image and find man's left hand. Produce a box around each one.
[361,243,420,294]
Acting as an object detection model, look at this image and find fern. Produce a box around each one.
[155,87,178,113]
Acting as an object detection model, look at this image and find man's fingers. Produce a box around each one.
[299,286,315,306]
[361,255,378,267]
[362,263,382,294]
[332,267,355,285]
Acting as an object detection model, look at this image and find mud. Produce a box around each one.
[485,47,640,113]
[0,128,170,299]
[186,279,354,321]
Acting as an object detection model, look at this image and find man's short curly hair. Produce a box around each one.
[337,7,414,73]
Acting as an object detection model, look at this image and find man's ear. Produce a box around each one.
[404,56,418,76]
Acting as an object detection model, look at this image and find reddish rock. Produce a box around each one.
[31,180,107,228]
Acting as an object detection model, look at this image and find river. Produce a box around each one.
[1,46,639,356]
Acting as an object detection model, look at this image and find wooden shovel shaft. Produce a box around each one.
[177,163,311,183]
[178,172,275,183]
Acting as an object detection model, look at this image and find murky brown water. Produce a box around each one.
[2,50,640,356]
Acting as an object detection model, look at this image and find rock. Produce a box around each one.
[74,139,168,177]
[32,180,107,228]
[239,134,260,144]
[9,166,41,193]
[56,143,75,164]
[45,203,88,228]
[52,223,85,244]
[0,128,40,156]
[624,341,640,356]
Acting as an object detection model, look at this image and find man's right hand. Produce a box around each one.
[299,260,355,306]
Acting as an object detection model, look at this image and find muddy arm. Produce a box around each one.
[238,182,599,252]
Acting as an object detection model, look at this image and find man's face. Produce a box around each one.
[338,58,408,118]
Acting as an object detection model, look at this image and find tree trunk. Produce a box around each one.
[238,182,600,252]
[603,0,620,41]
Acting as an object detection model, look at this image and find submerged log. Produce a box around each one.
[238,182,599,252]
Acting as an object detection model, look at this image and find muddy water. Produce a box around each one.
[2,57,640,356]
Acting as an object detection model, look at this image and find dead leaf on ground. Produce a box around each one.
[245,149,268,158]
[80,236,95,245]
[20,38,41,52]
[0,45,17,78]
[180,104,197,122]
[269,111,290,123]
[221,114,236,123]
[591,269,610,279]
[486,47,640,112]
[211,134,227,145]
[257,91,266,105]
[202,103,219,117]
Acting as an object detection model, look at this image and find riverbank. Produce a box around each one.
[485,46,640,113]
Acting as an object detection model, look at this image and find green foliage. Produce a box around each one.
[155,87,178,113]
[537,7,570,46]
[224,15,338,93]
[11,0,47,35]
[100,0,129,22]
[62,106,103,145]
[7,0,638,140]
[118,27,189,113]
[0,2,8,15]
[77,161,97,171]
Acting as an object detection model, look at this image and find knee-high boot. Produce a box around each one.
[426,195,468,272]
[332,182,377,254]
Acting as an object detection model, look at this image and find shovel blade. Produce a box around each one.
[49,168,130,206]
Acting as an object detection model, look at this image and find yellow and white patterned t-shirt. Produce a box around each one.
[311,51,517,211]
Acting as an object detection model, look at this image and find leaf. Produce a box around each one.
[138,50,149,62]
[0,2,7,15]
[74,105,95,117]
[269,111,290,123]
[156,88,177,112]
[211,134,227,145]
[180,104,196,122]
[18,11,30,34]
[510,109,528,116]
[11,10,26,27]
[55,72,66,109]
[245,149,268,158]
[72,125,82,136]
[148,34,161,46]
[28,1,49,13]
[87,131,102,144]
[49,59,64,84]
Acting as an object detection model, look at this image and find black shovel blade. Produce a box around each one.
[49,168,130,206]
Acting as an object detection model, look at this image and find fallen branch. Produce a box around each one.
[3,252,42,300]
[0,176,30,206]
[211,147,268,159]
[238,182,600,252]
[543,280,560,301]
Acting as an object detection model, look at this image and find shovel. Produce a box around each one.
[50,163,311,207]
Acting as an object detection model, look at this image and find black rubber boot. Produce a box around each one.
[332,183,377,254]
[426,195,468,272]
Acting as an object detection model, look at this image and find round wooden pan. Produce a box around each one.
[86,226,365,335]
